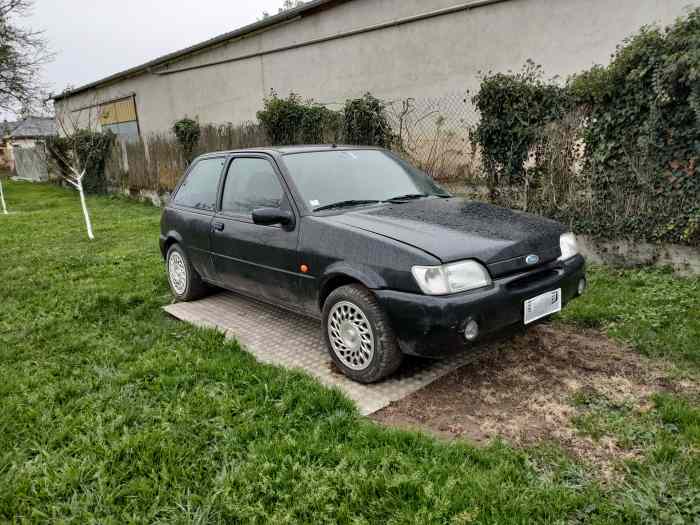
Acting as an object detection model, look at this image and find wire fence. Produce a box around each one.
[386,93,482,182]
[105,93,485,192]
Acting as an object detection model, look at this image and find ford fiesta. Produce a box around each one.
[160,146,586,383]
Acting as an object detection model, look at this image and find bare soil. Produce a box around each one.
[372,324,684,476]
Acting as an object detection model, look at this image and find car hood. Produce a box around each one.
[326,198,567,277]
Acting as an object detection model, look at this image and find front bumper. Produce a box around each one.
[375,255,586,357]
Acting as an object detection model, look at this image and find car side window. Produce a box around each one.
[221,158,284,217]
[173,158,225,211]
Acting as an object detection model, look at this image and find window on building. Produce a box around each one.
[173,157,226,211]
[221,158,283,217]
[99,96,140,141]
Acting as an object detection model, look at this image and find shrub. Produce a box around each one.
[257,90,341,145]
[256,91,305,145]
[256,90,392,147]
[470,61,573,187]
[173,118,201,163]
[300,104,342,144]
[343,93,393,147]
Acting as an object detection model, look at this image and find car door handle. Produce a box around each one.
[212,221,225,232]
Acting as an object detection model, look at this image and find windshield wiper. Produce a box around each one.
[314,200,381,212]
[386,193,452,203]
[385,193,431,203]
[387,193,429,202]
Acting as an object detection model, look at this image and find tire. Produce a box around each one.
[322,284,403,383]
[166,244,209,301]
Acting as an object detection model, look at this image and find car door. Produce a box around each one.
[210,155,304,308]
[167,156,227,281]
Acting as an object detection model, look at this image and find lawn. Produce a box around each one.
[0,180,698,523]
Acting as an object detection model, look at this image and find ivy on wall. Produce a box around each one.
[569,9,700,245]
[470,61,572,186]
[469,9,700,246]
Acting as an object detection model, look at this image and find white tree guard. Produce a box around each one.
[63,168,94,240]
[0,178,7,215]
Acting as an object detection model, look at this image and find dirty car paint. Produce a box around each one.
[161,146,585,358]
[330,198,566,268]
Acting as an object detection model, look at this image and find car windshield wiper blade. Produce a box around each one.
[314,200,381,212]
[385,193,431,203]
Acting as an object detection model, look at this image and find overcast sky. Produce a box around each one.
[17,0,289,113]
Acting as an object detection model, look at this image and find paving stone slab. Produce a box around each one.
[164,291,483,415]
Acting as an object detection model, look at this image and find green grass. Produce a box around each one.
[559,266,700,371]
[0,180,698,523]
[557,254,700,524]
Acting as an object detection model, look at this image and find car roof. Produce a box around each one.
[197,145,383,158]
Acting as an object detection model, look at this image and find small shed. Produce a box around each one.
[1,116,56,181]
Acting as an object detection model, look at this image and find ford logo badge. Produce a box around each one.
[526,254,540,265]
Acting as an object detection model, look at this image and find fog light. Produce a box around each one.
[464,320,480,342]
[578,278,587,296]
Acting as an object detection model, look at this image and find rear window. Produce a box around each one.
[173,158,226,211]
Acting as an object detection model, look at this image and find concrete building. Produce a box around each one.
[53,0,699,140]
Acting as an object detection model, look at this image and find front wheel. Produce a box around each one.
[322,284,403,383]
[166,244,209,301]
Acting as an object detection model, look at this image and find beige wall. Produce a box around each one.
[55,0,700,137]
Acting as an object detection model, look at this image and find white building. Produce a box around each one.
[53,0,699,140]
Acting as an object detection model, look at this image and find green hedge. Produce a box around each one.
[256,91,392,147]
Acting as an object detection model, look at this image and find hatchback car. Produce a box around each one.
[161,146,586,383]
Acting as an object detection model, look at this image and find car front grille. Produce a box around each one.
[505,268,561,291]
[487,245,561,278]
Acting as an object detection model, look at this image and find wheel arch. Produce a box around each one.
[161,231,184,258]
[318,264,385,311]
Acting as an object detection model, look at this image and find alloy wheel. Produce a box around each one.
[327,301,375,370]
[168,251,188,295]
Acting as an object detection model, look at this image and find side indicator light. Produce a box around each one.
[300,264,310,274]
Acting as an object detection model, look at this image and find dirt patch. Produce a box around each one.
[372,324,680,477]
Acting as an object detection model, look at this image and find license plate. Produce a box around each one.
[524,289,562,325]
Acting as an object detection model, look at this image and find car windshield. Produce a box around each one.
[282,149,449,211]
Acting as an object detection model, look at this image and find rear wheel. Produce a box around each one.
[166,244,208,301]
[322,284,403,383]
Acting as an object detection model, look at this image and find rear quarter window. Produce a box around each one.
[173,157,226,211]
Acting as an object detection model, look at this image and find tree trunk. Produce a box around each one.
[0,178,7,215]
[77,182,94,240]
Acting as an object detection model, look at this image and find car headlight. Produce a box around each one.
[558,232,580,261]
[412,260,492,296]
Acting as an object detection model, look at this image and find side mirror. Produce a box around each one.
[252,207,295,227]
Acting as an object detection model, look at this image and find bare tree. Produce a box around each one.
[261,0,305,19]
[0,0,52,114]
[48,102,104,240]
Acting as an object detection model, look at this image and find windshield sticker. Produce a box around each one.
[310,200,320,207]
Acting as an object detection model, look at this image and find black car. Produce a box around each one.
[160,146,586,383]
